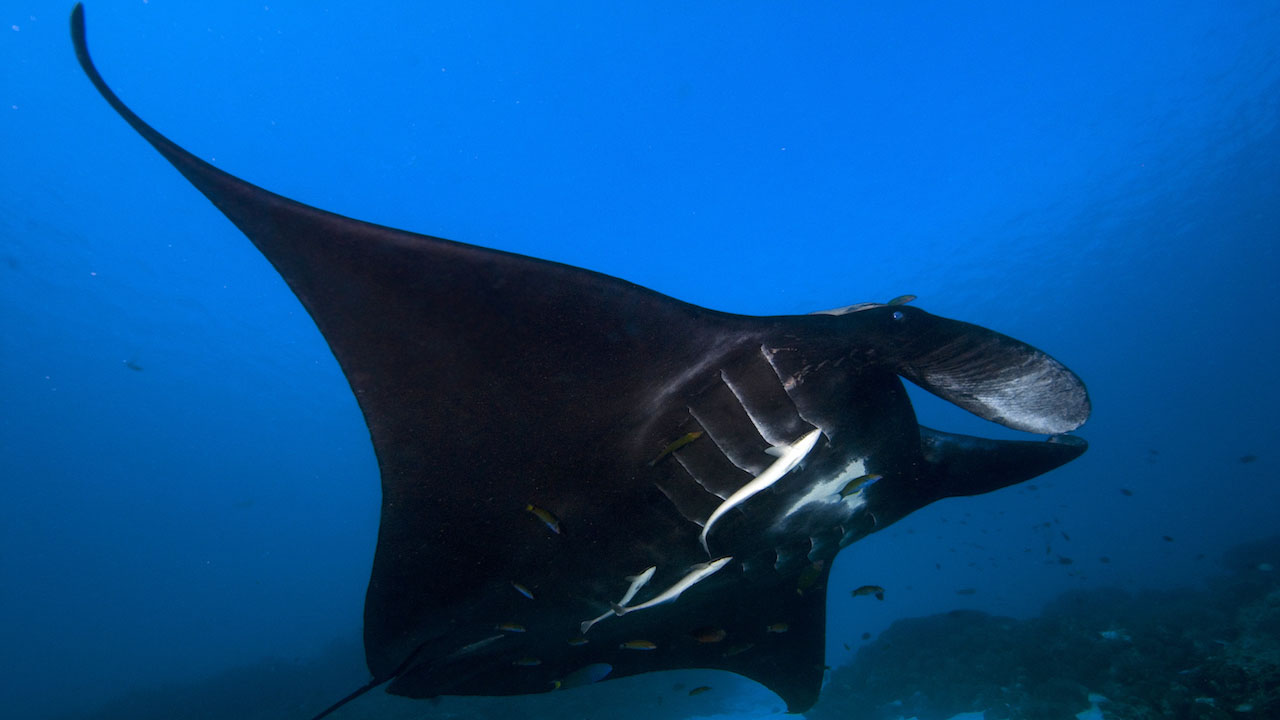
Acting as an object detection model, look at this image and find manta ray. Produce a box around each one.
[70,5,1090,717]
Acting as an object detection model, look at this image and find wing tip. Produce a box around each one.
[69,1,135,133]
[70,4,88,65]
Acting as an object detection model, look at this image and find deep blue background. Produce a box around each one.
[2,2,1278,718]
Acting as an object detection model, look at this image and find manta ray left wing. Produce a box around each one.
[72,6,1090,716]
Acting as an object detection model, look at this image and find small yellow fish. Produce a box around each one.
[512,657,542,666]
[838,474,882,498]
[511,582,535,600]
[887,294,916,306]
[496,622,526,633]
[525,503,561,534]
[796,560,825,595]
[688,686,713,696]
[766,622,789,633]
[648,430,704,466]
[690,626,726,643]
[619,640,657,650]
[851,585,885,601]
[552,663,613,690]
[566,635,589,646]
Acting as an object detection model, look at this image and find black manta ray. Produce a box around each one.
[70,5,1089,717]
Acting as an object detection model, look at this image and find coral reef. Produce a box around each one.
[812,536,1280,720]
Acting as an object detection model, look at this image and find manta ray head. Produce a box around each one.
[654,302,1089,576]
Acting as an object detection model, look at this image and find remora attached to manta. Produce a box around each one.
[70,5,1090,717]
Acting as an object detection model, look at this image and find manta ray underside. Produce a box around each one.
[71,5,1090,717]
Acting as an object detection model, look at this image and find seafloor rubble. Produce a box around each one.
[810,536,1280,720]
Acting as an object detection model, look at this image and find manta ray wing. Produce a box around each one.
[70,4,825,707]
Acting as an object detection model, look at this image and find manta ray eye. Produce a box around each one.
[892,310,905,321]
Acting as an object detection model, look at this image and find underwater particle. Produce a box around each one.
[512,657,542,666]
[1099,556,1111,563]
[851,585,885,601]
[861,632,871,640]
[766,622,789,633]
[1240,454,1258,463]
[955,587,977,595]
[619,640,657,650]
[690,626,726,643]
[1257,563,1274,572]
[1162,535,1174,542]
[123,357,144,371]
[524,503,561,534]
[648,430,704,465]
[1058,555,1074,565]
[1120,488,1133,496]
[688,685,713,696]
[511,582,534,599]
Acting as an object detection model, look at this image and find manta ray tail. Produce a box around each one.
[308,635,442,720]
[307,677,387,720]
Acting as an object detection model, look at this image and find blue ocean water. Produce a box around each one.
[2,2,1278,719]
